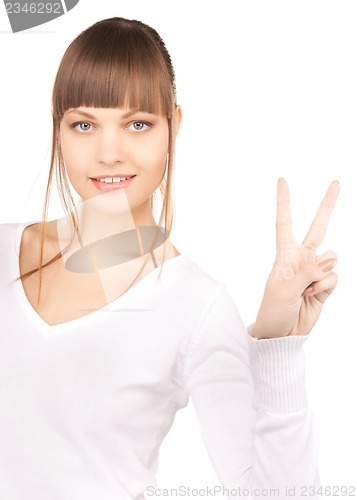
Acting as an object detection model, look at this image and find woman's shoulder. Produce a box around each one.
[0,221,30,249]
[20,220,60,271]
[0,220,36,245]
[0,220,57,261]
[0,222,38,275]
[0,220,42,238]
[165,252,227,301]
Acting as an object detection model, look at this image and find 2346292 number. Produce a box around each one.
[301,485,356,496]
[5,3,61,14]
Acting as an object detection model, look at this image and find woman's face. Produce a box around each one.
[59,106,180,221]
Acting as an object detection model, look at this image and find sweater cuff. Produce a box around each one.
[246,324,309,413]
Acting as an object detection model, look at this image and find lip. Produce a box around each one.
[90,175,136,192]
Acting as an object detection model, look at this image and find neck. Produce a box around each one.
[56,191,158,258]
[76,192,156,243]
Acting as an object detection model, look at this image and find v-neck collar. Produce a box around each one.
[14,221,188,334]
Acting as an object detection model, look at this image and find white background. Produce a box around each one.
[0,1,356,497]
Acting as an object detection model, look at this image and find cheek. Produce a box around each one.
[144,152,167,182]
[142,133,169,174]
[60,136,87,177]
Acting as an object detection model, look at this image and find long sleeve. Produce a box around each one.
[182,283,319,500]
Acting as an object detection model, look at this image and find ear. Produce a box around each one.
[174,105,183,137]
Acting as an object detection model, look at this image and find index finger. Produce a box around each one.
[276,177,295,249]
[302,180,340,251]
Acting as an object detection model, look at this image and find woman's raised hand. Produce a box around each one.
[251,178,340,340]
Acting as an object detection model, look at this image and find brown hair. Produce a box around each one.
[21,17,178,304]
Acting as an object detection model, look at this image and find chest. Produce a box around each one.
[20,250,156,326]
[0,303,189,464]
[18,222,180,327]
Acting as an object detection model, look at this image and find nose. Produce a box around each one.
[96,127,125,166]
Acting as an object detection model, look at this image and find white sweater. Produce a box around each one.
[0,222,319,500]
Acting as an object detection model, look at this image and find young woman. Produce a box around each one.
[0,17,339,500]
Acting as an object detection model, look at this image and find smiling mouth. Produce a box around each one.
[91,175,136,183]
[90,175,136,191]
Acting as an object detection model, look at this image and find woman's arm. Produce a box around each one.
[182,179,339,499]
[183,284,318,500]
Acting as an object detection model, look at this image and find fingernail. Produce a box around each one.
[319,258,337,272]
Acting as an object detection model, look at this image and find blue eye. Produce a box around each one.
[72,122,93,132]
[128,121,151,132]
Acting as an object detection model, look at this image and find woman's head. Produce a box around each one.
[52,17,177,120]
[47,17,180,234]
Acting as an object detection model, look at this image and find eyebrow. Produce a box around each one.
[64,108,152,120]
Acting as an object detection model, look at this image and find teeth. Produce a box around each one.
[97,177,129,183]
